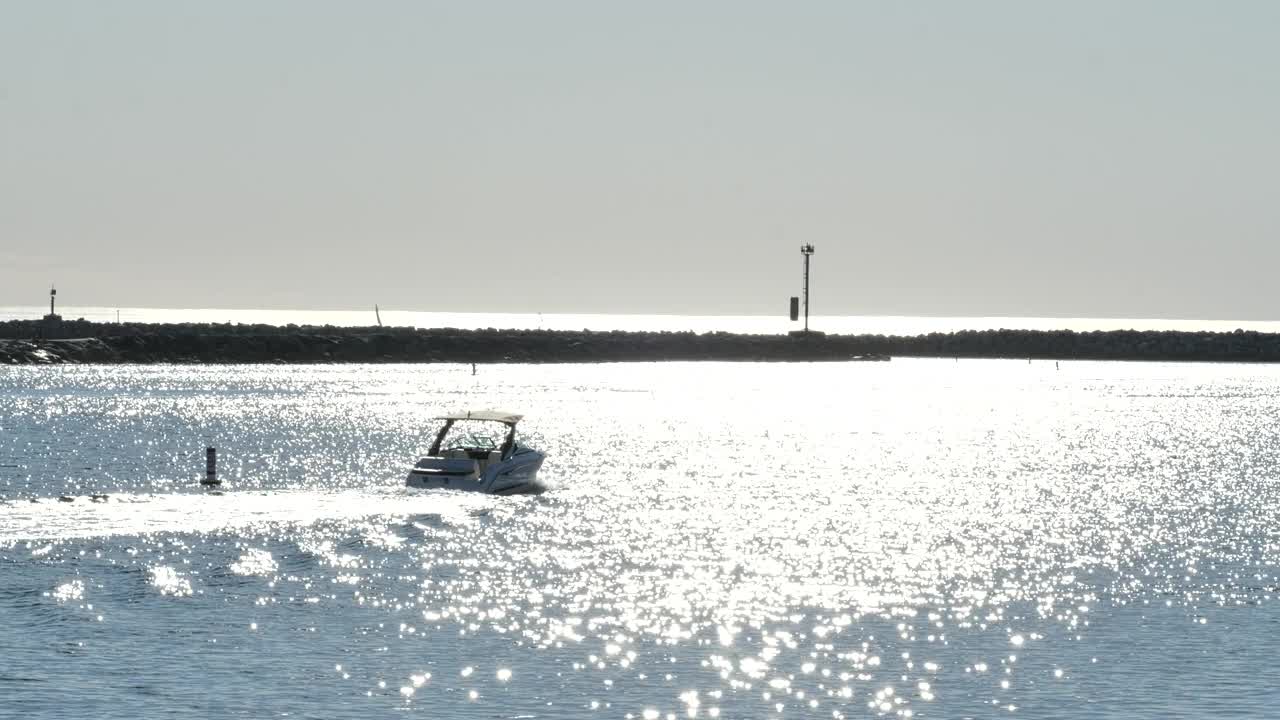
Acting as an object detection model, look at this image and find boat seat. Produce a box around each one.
[487,451,502,465]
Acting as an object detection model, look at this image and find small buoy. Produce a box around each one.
[201,447,221,486]
[58,495,74,502]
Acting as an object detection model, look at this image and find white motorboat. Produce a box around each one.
[405,410,547,495]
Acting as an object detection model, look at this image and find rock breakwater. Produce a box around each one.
[1,320,1279,364]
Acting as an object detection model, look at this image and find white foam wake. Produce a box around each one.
[0,487,501,543]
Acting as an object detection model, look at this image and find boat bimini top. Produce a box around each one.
[435,410,523,424]
[426,410,524,458]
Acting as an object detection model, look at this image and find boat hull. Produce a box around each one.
[405,452,546,495]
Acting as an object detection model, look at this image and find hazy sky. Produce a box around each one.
[2,1,1277,317]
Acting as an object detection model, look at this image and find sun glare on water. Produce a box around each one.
[4,360,1280,717]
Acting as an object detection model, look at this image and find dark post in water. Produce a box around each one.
[202,447,220,486]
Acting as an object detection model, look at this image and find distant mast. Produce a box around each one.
[375,304,383,327]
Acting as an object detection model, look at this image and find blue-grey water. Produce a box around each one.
[3,360,1280,718]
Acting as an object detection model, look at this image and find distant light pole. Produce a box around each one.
[800,244,815,332]
[41,284,62,339]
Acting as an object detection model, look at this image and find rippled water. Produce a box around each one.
[3,360,1280,718]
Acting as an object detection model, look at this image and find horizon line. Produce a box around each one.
[2,303,1280,327]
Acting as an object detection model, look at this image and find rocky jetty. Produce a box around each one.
[2,319,1280,364]
[0,338,120,364]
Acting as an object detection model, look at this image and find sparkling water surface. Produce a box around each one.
[3,360,1280,718]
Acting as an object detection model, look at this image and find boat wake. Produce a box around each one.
[0,486,505,544]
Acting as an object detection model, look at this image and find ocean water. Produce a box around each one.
[4,305,1280,336]
[3,359,1280,718]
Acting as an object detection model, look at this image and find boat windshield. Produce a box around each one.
[436,420,510,452]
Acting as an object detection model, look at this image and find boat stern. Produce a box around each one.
[405,456,482,490]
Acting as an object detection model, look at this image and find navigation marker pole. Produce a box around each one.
[800,244,815,333]
[201,447,220,486]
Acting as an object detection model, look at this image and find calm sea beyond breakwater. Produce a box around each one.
[5,319,1280,364]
